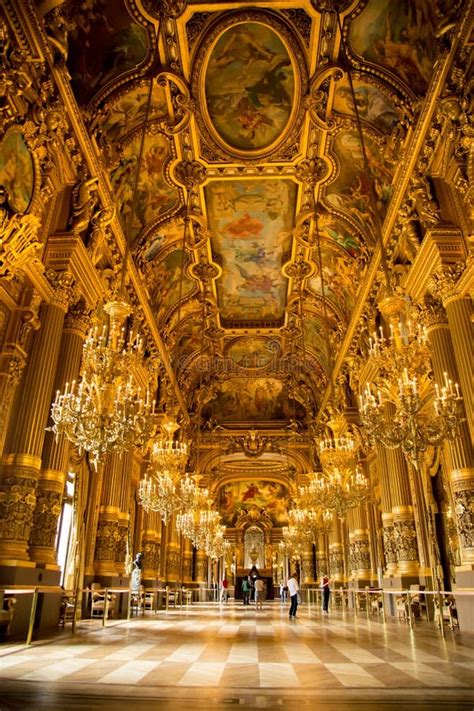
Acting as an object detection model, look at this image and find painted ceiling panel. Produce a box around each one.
[324,129,394,239]
[66,0,150,106]
[204,22,295,152]
[349,0,438,95]
[110,133,179,241]
[205,179,297,326]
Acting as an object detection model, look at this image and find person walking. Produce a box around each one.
[220,577,229,603]
[255,576,265,610]
[242,577,250,605]
[322,575,331,613]
[279,580,287,603]
[287,572,299,618]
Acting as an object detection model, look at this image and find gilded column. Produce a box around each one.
[424,300,474,565]
[195,548,207,584]
[377,445,397,574]
[141,510,161,582]
[182,537,193,584]
[430,268,473,442]
[347,505,371,584]
[29,305,89,565]
[116,451,133,577]
[94,452,122,577]
[316,534,327,581]
[328,515,344,584]
[301,541,314,585]
[0,273,75,563]
[164,515,180,583]
[377,297,422,577]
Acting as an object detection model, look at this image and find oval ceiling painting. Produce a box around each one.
[204,22,296,153]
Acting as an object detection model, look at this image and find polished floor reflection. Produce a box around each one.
[0,602,473,710]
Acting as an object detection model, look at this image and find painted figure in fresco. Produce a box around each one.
[335,84,399,133]
[213,26,276,68]
[372,10,433,92]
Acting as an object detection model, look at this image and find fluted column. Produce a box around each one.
[425,301,474,565]
[29,305,89,565]
[0,274,75,563]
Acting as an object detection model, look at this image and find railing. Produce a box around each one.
[1,584,472,646]
[303,587,474,637]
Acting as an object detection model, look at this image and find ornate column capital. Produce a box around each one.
[64,302,91,337]
[46,269,79,313]
[421,297,449,330]
[428,262,467,306]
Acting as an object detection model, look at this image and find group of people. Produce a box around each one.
[286,572,331,619]
[220,571,331,617]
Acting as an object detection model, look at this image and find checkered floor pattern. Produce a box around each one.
[0,602,473,694]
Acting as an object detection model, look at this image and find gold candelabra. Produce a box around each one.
[50,299,157,467]
[359,370,463,467]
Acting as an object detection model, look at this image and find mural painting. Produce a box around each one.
[0,131,34,213]
[333,78,400,134]
[206,179,296,323]
[67,0,149,105]
[217,480,290,526]
[303,319,332,374]
[144,249,195,323]
[226,337,280,369]
[210,377,286,422]
[308,242,358,323]
[349,0,437,95]
[324,130,394,237]
[110,133,178,239]
[100,82,168,144]
[204,22,295,151]
[140,216,185,263]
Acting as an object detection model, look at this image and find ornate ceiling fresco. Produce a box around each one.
[26,0,462,489]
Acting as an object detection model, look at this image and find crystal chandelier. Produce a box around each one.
[50,299,156,467]
[175,477,211,541]
[137,415,189,522]
[300,466,369,520]
[150,416,188,476]
[205,524,231,560]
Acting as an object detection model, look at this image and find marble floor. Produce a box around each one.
[0,601,473,710]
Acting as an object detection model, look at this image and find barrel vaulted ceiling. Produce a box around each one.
[60,0,460,435]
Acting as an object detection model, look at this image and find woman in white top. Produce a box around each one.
[287,573,299,618]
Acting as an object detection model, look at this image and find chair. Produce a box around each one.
[0,596,16,636]
[434,594,459,630]
[396,595,408,621]
[142,587,154,611]
[370,593,383,617]
[59,593,76,628]
[91,583,116,618]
